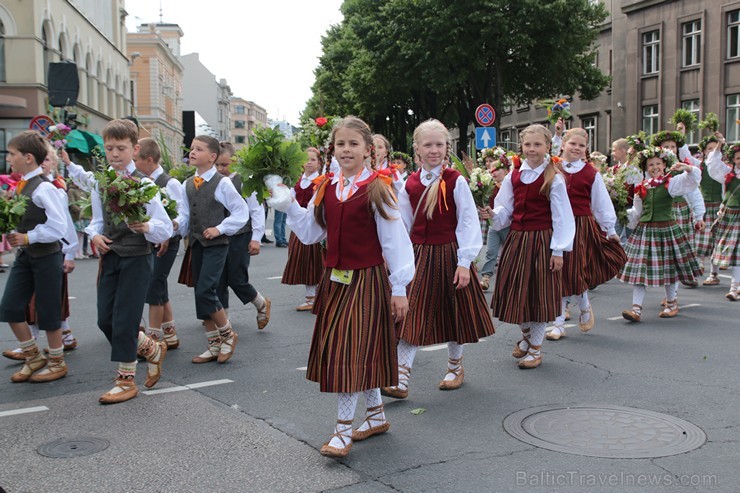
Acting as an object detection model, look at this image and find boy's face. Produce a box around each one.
[189,140,217,168]
[215,152,233,177]
[104,138,138,170]
[42,151,58,176]
[390,158,406,173]
[6,146,37,175]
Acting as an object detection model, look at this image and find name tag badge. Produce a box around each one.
[330,268,354,285]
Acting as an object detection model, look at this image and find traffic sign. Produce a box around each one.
[475,127,496,149]
[475,104,496,127]
[30,115,55,136]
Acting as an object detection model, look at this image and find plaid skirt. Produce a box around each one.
[281,232,324,286]
[619,220,703,286]
[673,200,693,242]
[561,215,627,296]
[492,229,562,324]
[307,265,398,393]
[710,206,740,268]
[695,202,721,258]
[398,242,494,346]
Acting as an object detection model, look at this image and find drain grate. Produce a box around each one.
[37,437,110,458]
[503,404,706,458]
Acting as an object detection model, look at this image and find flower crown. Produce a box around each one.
[698,135,719,153]
[626,131,649,155]
[389,151,412,167]
[723,143,740,163]
[651,130,685,149]
[638,146,677,170]
[477,147,508,168]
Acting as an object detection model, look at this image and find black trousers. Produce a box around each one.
[217,232,258,309]
[97,252,153,362]
[145,236,181,305]
[191,241,228,320]
[0,250,63,332]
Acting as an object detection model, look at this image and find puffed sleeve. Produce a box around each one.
[590,172,617,235]
[627,195,643,230]
[285,199,327,245]
[549,174,576,255]
[491,173,514,230]
[667,166,701,197]
[706,148,731,184]
[374,199,415,296]
[452,175,483,267]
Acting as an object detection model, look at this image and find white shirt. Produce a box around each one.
[66,161,96,193]
[706,148,737,185]
[194,166,248,236]
[86,162,173,244]
[285,167,415,296]
[150,165,190,238]
[44,175,79,261]
[228,172,266,242]
[551,135,563,157]
[679,144,701,168]
[18,168,69,247]
[396,164,482,267]
[562,159,617,236]
[491,157,576,256]
[627,166,701,229]
[290,171,320,198]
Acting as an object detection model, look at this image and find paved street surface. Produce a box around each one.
[1,230,739,492]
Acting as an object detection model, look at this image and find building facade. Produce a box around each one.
[180,52,232,142]
[498,0,740,154]
[127,23,184,159]
[230,96,267,147]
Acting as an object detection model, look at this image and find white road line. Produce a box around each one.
[419,344,448,352]
[266,276,282,280]
[681,303,701,309]
[296,366,307,371]
[0,406,49,418]
[68,296,76,300]
[546,324,576,330]
[719,275,732,280]
[142,379,234,396]
[607,316,623,321]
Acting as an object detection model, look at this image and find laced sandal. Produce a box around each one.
[622,305,642,322]
[217,328,238,363]
[380,364,411,399]
[319,419,353,458]
[579,305,595,332]
[659,299,679,318]
[702,274,720,286]
[99,377,138,404]
[192,334,222,364]
[2,349,25,362]
[163,324,180,349]
[546,325,565,341]
[257,298,271,330]
[10,346,47,383]
[681,279,699,288]
[438,357,464,390]
[512,334,531,359]
[62,330,78,350]
[726,289,739,302]
[352,405,390,441]
[479,275,491,291]
[138,336,167,388]
[29,356,68,383]
[518,345,542,369]
[296,296,315,312]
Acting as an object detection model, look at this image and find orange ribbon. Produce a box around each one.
[15,179,27,194]
[312,173,334,206]
[388,164,401,180]
[193,176,204,190]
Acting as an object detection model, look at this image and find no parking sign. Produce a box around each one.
[475,104,495,127]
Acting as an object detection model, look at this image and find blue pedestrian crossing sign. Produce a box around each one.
[475,127,496,149]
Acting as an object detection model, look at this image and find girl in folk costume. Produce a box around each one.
[490,124,576,369]
[547,128,626,341]
[389,151,414,181]
[478,149,511,291]
[373,133,404,195]
[620,147,703,321]
[383,120,495,399]
[705,134,740,301]
[281,147,325,311]
[695,135,724,286]
[275,116,414,458]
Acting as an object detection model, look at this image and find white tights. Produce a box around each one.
[331,389,387,448]
[631,282,678,309]
[554,292,590,326]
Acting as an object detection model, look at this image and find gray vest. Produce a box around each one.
[230,175,253,237]
[154,171,173,188]
[186,173,229,246]
[102,169,152,257]
[16,174,62,258]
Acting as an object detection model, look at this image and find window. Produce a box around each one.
[235,135,246,144]
[234,120,245,129]
[0,20,5,82]
[729,10,740,59]
[642,105,659,135]
[682,20,701,67]
[582,116,597,152]
[681,100,701,145]
[727,94,740,142]
[642,30,660,75]
[235,105,245,114]
[218,109,223,123]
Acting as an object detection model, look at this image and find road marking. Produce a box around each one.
[142,379,233,396]
[266,276,282,280]
[296,366,307,371]
[681,303,701,309]
[0,406,49,418]
[419,344,448,352]
[546,324,576,330]
[719,275,732,280]
[607,316,623,321]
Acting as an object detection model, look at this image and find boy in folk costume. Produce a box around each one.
[384,119,495,399]
[281,147,324,311]
[185,136,248,364]
[134,138,189,349]
[694,135,723,286]
[274,116,414,458]
[0,131,69,383]
[87,119,172,403]
[214,142,270,328]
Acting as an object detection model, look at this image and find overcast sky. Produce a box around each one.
[124,0,344,126]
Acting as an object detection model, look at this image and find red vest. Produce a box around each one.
[510,168,552,231]
[405,168,459,245]
[323,181,384,269]
[564,163,597,216]
[488,185,501,209]
[294,180,315,208]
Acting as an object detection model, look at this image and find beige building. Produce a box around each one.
[0,0,131,160]
[230,96,267,148]
[127,23,184,160]
[498,0,740,154]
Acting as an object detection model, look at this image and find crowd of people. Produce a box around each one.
[1,113,738,459]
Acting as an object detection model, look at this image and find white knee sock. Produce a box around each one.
[444,342,464,381]
[732,267,740,287]
[529,322,546,347]
[356,389,386,432]
[330,392,360,448]
[60,319,69,330]
[553,298,568,326]
[711,262,719,275]
[576,291,591,324]
[665,282,678,302]
[30,324,40,340]
[518,324,531,351]
[306,285,317,297]
[251,292,266,310]
[632,285,646,308]
[396,339,417,390]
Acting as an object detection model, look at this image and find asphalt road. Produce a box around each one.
[1,228,739,492]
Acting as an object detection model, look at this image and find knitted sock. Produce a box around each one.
[518,324,531,352]
[576,291,591,324]
[161,321,178,343]
[113,361,137,392]
[553,298,568,326]
[710,263,719,275]
[137,332,163,384]
[356,389,385,433]
[444,342,464,382]
[47,346,64,359]
[521,322,546,362]
[306,285,317,297]
[148,327,164,341]
[34,346,65,377]
[665,282,678,302]
[329,392,359,449]
[632,285,646,308]
[396,339,417,390]
[197,330,221,359]
[217,321,236,357]
[251,293,266,311]
[60,319,69,330]
[62,329,75,345]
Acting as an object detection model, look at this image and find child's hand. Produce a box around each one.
[477,206,492,220]
[608,233,620,242]
[128,221,150,234]
[391,296,409,323]
[676,122,686,134]
[714,132,726,145]
[555,118,564,136]
[248,240,261,255]
[453,266,471,289]
[202,227,221,240]
[63,260,75,274]
[694,220,705,232]
[155,239,170,257]
[550,255,563,272]
[7,233,28,247]
[92,235,113,254]
[60,148,71,165]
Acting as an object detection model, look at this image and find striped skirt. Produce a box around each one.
[26,273,71,324]
[673,200,693,242]
[492,230,563,324]
[398,242,494,346]
[711,206,740,268]
[695,202,721,257]
[281,232,324,286]
[619,220,703,286]
[561,215,627,296]
[307,265,397,393]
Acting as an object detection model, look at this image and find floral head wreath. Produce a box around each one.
[638,146,677,171]
[651,130,685,150]
[698,135,719,153]
[389,151,413,168]
[723,143,740,163]
[626,131,649,155]
[477,147,508,168]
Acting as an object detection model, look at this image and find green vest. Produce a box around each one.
[640,185,675,223]
[700,164,723,203]
[724,176,740,208]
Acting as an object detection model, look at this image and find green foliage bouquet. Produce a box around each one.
[668,108,697,132]
[698,112,720,133]
[95,169,159,225]
[0,194,28,233]
[169,164,196,183]
[602,167,629,225]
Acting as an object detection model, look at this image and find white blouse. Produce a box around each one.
[562,159,617,236]
[626,166,701,229]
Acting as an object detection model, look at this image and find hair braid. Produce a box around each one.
[324,143,334,175]
[369,144,377,171]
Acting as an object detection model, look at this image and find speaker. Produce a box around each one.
[48,62,79,107]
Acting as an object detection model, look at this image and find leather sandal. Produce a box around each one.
[702,274,720,286]
[99,377,138,404]
[622,305,642,322]
[257,298,271,330]
[10,346,47,383]
[296,296,315,312]
[659,300,679,318]
[352,405,390,441]
[2,349,25,362]
[518,345,542,369]
[320,419,353,458]
[512,333,531,358]
[218,328,238,363]
[546,325,565,341]
[381,364,411,399]
[439,357,464,390]
[579,305,595,332]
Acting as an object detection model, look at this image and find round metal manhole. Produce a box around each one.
[503,405,706,458]
[37,437,110,458]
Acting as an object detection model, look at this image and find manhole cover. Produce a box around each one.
[37,437,109,458]
[503,405,706,458]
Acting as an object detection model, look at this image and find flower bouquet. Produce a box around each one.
[698,112,720,133]
[48,123,72,150]
[0,194,28,233]
[626,131,650,164]
[95,169,158,225]
[537,99,572,125]
[668,108,697,132]
[231,126,306,205]
[300,116,338,151]
[468,166,496,208]
[602,168,629,225]
[159,188,178,220]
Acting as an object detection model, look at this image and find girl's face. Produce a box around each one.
[661,140,678,154]
[415,130,447,169]
[492,167,508,183]
[521,133,549,166]
[702,142,718,157]
[373,137,388,162]
[304,151,321,175]
[646,157,666,178]
[733,151,740,168]
[334,127,371,175]
[562,134,588,162]
[42,151,58,176]
[391,158,406,173]
[485,157,495,170]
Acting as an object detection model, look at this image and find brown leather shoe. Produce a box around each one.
[518,346,542,369]
[2,349,25,362]
[352,405,390,441]
[99,378,138,404]
[727,290,739,302]
[546,326,565,341]
[296,296,315,312]
[579,306,595,332]
[438,357,464,390]
[29,357,68,383]
[659,300,679,318]
[217,329,238,363]
[257,298,271,330]
[379,364,410,399]
[622,306,642,322]
[10,346,47,383]
[320,420,353,458]
[703,274,720,286]
[479,275,491,291]
[512,335,530,358]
